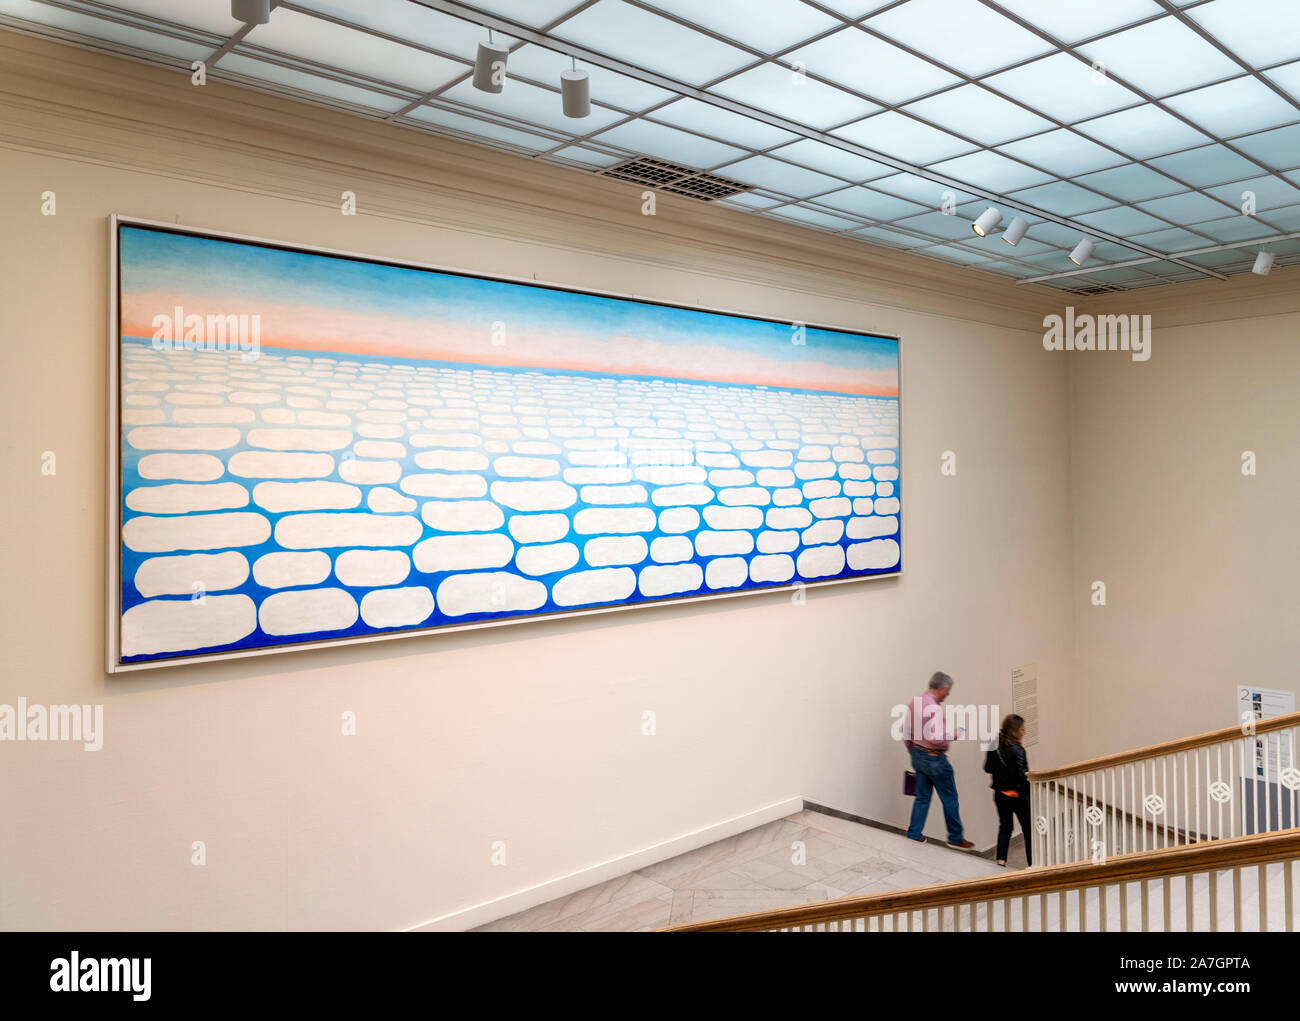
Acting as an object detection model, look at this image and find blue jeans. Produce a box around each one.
[907,746,965,843]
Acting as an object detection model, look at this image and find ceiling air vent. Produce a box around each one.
[1065,283,1123,295]
[602,157,751,201]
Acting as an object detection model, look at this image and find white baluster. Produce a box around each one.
[1286,860,1295,934]
[1259,863,1268,932]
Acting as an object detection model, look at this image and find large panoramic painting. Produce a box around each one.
[110,219,901,668]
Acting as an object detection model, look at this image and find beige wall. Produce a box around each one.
[1066,281,1300,763]
[0,34,1076,929]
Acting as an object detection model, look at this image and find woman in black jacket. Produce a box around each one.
[985,714,1032,867]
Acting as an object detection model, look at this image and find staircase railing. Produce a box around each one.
[1029,711,1300,868]
[660,828,1300,932]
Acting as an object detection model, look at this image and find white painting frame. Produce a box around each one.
[107,214,904,672]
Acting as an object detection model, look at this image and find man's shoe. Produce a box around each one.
[947,839,977,851]
[907,835,927,844]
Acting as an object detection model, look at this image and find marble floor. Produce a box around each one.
[473,809,1023,932]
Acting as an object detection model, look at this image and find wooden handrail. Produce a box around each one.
[1026,710,1300,781]
[658,827,1300,931]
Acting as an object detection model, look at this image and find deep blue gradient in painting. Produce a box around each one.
[120,341,901,662]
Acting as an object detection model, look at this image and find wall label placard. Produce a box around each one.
[1012,663,1039,749]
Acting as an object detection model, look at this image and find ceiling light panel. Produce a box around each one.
[868,172,975,207]
[784,27,961,106]
[637,0,839,55]
[902,84,1053,146]
[551,0,753,86]
[1075,105,1212,160]
[454,0,590,29]
[812,187,930,221]
[1267,61,1300,105]
[648,97,799,148]
[1264,204,1300,230]
[985,0,1162,44]
[1147,144,1265,188]
[1127,227,1213,252]
[813,1,900,18]
[1007,181,1114,216]
[919,244,996,265]
[995,129,1127,177]
[1182,248,1262,268]
[1190,217,1284,243]
[708,63,880,131]
[717,190,784,210]
[833,111,976,163]
[767,139,896,182]
[548,146,625,167]
[863,0,1052,78]
[1135,191,1234,223]
[1232,124,1300,170]
[1163,77,1300,138]
[928,150,1051,192]
[1192,216,1289,243]
[1074,163,1184,201]
[1075,205,1172,234]
[763,205,863,231]
[1204,175,1300,210]
[1188,0,1300,70]
[242,8,465,92]
[590,117,748,168]
[716,155,848,198]
[1079,18,1242,97]
[983,53,1142,124]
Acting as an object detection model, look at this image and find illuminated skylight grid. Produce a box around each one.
[523,1,1295,263]
[2,0,1296,290]
[681,7,1294,263]
[27,0,1268,269]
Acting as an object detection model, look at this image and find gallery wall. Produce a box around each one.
[0,33,1075,929]
[1068,279,1300,761]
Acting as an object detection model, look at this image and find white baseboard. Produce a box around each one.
[406,795,804,932]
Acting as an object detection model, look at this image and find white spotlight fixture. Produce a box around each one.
[473,31,509,94]
[1252,250,1275,276]
[231,0,270,24]
[1069,237,1095,266]
[561,60,590,119]
[972,206,1002,237]
[1003,215,1029,246]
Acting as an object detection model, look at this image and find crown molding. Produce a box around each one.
[0,28,1065,333]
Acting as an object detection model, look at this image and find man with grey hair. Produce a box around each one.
[903,671,975,850]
